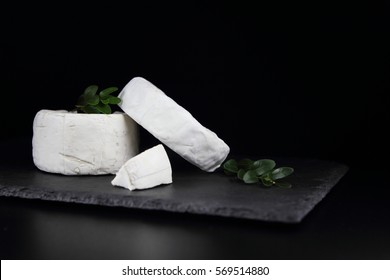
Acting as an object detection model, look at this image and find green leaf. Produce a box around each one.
[253,159,276,176]
[223,159,238,173]
[271,167,294,180]
[238,159,254,170]
[95,103,112,114]
[99,87,118,99]
[101,98,110,105]
[86,95,99,106]
[276,181,292,188]
[243,170,259,184]
[237,169,246,180]
[84,85,98,99]
[106,96,121,105]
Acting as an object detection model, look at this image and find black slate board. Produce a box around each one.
[0,159,347,223]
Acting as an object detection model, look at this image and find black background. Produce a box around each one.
[2,2,389,168]
[1,1,390,260]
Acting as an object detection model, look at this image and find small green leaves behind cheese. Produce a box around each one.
[84,85,98,99]
[99,87,119,99]
[101,96,121,105]
[76,85,121,114]
[95,103,112,114]
[222,158,294,188]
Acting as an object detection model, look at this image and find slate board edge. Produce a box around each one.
[0,163,348,224]
[0,184,292,223]
[295,164,349,223]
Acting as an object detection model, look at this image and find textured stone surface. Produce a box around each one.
[0,158,348,223]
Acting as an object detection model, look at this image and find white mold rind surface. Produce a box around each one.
[118,77,230,172]
[32,110,139,175]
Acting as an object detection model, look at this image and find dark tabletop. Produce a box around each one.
[1,140,390,260]
[2,0,390,260]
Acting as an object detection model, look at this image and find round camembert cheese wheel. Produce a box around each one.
[32,110,139,175]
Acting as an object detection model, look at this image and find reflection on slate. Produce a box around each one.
[0,159,347,223]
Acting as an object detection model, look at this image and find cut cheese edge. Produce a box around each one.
[118,77,230,172]
[111,144,172,191]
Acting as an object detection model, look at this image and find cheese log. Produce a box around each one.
[32,110,139,175]
[118,77,230,172]
[111,144,172,191]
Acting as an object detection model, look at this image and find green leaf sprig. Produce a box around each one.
[75,85,121,114]
[223,158,294,188]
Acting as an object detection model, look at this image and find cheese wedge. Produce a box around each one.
[111,144,172,191]
[118,77,230,172]
[32,110,139,175]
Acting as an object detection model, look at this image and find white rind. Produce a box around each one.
[111,144,172,191]
[118,77,230,172]
[32,110,139,175]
